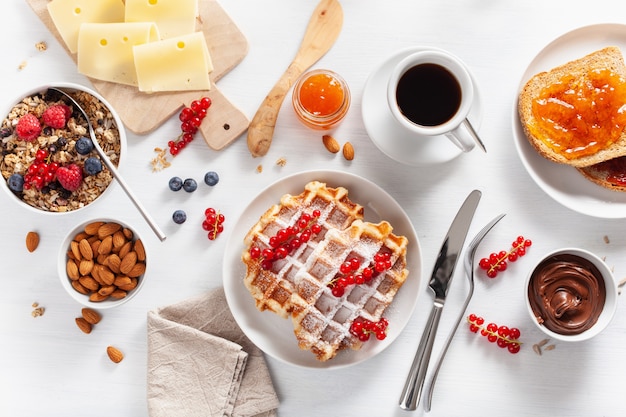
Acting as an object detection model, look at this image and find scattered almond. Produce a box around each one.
[322,134,340,153]
[26,231,40,252]
[75,317,92,334]
[342,141,355,161]
[106,346,124,363]
[81,307,101,325]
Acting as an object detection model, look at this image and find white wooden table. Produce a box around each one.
[1,0,626,416]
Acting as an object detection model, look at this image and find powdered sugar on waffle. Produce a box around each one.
[290,219,408,361]
[242,181,364,318]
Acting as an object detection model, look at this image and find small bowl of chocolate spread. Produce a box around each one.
[525,248,617,342]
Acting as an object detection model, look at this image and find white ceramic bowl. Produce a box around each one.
[0,82,126,214]
[59,218,148,309]
[525,248,617,342]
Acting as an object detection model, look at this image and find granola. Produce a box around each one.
[1,88,122,212]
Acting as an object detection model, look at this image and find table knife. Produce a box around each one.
[399,189,481,411]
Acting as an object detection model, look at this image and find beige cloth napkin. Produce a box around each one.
[147,287,279,417]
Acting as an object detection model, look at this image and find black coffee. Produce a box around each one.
[395,63,462,127]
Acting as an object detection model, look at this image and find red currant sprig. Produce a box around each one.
[23,149,59,190]
[168,97,212,156]
[467,313,522,354]
[249,210,322,270]
[349,316,389,342]
[327,252,392,297]
[202,207,225,240]
[478,235,532,278]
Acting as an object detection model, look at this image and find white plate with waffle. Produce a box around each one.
[223,170,422,368]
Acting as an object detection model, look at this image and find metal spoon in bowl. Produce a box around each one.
[49,87,166,242]
[424,213,505,412]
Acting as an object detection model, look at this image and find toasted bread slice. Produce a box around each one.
[518,46,626,168]
[577,156,626,192]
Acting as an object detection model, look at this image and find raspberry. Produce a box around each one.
[56,164,83,191]
[15,113,42,141]
[42,105,70,129]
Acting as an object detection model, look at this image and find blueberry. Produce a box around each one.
[75,137,94,155]
[7,173,24,192]
[168,176,183,191]
[204,171,219,186]
[183,178,197,192]
[84,157,102,175]
[172,209,187,224]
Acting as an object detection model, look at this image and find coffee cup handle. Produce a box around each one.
[444,119,486,153]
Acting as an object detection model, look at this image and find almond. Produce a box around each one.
[322,134,340,153]
[120,251,137,275]
[85,221,105,236]
[71,280,89,295]
[123,228,133,240]
[89,292,109,302]
[75,317,92,334]
[107,254,122,274]
[81,307,101,325]
[118,241,132,259]
[113,276,132,287]
[134,239,146,262]
[342,141,355,161]
[110,289,127,299]
[66,259,80,281]
[127,262,146,278]
[99,266,115,286]
[98,285,116,296]
[79,276,99,292]
[78,238,93,260]
[79,259,95,276]
[98,222,122,240]
[25,231,40,252]
[98,235,113,255]
[112,231,126,250]
[70,240,82,261]
[106,346,124,363]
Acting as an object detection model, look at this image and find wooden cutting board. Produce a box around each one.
[26,0,249,150]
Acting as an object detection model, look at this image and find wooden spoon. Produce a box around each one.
[247,0,343,157]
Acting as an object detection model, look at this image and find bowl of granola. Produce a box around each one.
[0,82,125,213]
[59,218,148,309]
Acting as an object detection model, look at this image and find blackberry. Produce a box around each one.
[172,210,187,224]
[75,137,94,155]
[7,173,24,192]
[183,178,197,192]
[204,171,219,186]
[84,157,102,175]
[0,127,12,138]
[168,176,183,191]
[56,137,67,148]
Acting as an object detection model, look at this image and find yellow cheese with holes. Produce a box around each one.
[125,0,198,40]
[77,22,160,86]
[133,32,213,93]
[47,0,125,54]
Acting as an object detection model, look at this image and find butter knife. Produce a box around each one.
[399,189,481,411]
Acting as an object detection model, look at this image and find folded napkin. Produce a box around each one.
[147,287,279,417]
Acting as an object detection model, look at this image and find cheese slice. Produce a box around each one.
[133,31,213,93]
[47,0,125,54]
[125,0,198,40]
[77,22,160,86]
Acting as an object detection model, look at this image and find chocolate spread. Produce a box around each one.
[528,254,605,335]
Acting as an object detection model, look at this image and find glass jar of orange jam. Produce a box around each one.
[292,69,351,130]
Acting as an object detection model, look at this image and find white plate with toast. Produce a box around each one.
[223,170,422,369]
[512,23,626,218]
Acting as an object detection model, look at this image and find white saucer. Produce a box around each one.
[362,46,483,166]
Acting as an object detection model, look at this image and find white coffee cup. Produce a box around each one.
[387,50,483,153]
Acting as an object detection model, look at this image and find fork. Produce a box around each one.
[423,213,505,412]
[49,87,166,242]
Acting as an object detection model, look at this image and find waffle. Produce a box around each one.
[242,181,364,318]
[289,219,409,361]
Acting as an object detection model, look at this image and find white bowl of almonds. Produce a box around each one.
[0,82,125,213]
[59,219,147,308]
